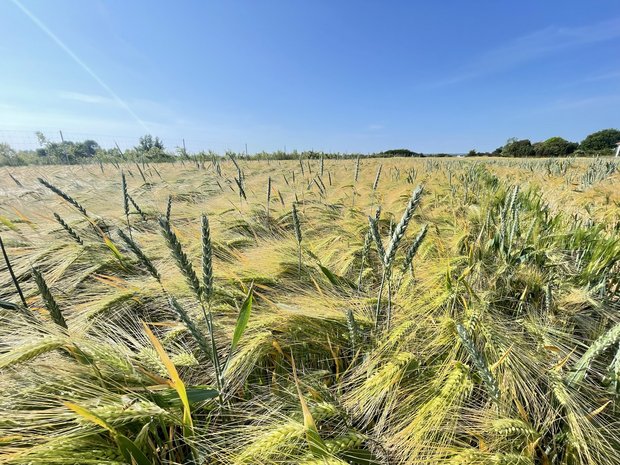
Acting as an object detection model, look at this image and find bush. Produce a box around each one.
[534,137,578,157]
[580,128,620,151]
[502,139,535,157]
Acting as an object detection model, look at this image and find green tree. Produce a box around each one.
[75,140,99,158]
[136,134,168,160]
[580,128,620,151]
[136,134,165,153]
[502,139,535,157]
[380,148,422,157]
[534,137,578,157]
[0,142,16,159]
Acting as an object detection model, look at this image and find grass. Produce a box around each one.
[1,156,620,464]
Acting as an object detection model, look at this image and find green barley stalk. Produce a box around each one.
[292,203,302,276]
[158,217,202,300]
[117,229,160,281]
[54,213,83,245]
[32,267,67,329]
[0,234,27,307]
[320,155,324,177]
[38,178,89,217]
[354,155,360,183]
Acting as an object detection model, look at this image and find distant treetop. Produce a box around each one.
[580,129,620,151]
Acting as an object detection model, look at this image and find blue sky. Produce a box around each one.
[1,1,619,153]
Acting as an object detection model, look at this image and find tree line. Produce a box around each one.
[467,128,620,158]
[1,128,619,166]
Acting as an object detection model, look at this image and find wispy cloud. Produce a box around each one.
[10,0,150,132]
[58,91,119,106]
[427,17,620,88]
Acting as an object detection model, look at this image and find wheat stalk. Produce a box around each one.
[568,322,620,386]
[384,185,423,268]
[372,164,382,191]
[32,267,67,329]
[368,215,385,264]
[398,223,428,287]
[266,176,272,221]
[121,171,131,238]
[456,323,500,403]
[128,194,147,221]
[358,206,381,290]
[201,214,213,300]
[165,195,172,222]
[38,178,89,217]
[159,217,203,300]
[53,213,83,245]
[168,295,213,360]
[117,229,160,281]
[0,234,28,307]
[292,203,303,276]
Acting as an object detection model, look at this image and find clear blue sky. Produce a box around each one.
[1,1,619,153]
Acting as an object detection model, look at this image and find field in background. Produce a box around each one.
[2,156,620,464]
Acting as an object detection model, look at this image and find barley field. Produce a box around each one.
[1,156,620,464]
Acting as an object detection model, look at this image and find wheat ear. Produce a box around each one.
[32,267,67,329]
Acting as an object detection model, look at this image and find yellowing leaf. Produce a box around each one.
[65,402,114,433]
[142,322,193,430]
